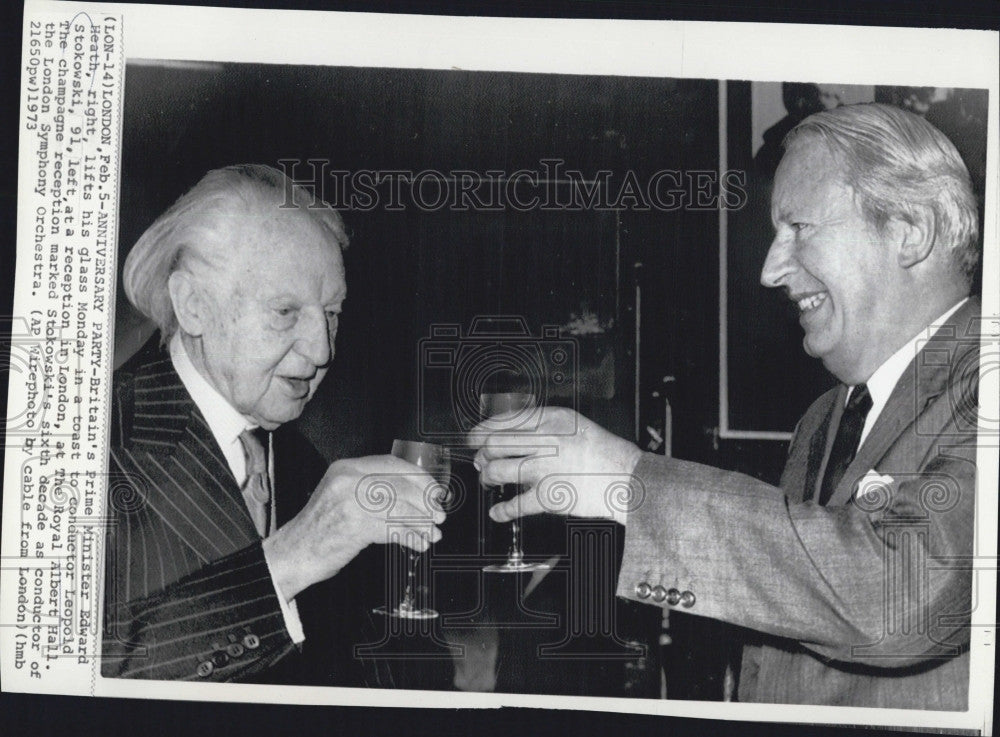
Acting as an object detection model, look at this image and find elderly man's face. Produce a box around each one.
[197,211,346,429]
[761,139,901,384]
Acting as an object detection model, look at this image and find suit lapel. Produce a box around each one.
[825,298,982,507]
[809,386,846,503]
[122,351,258,564]
[782,386,843,503]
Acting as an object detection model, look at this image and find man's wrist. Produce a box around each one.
[615,444,645,526]
[621,443,643,476]
[260,542,306,644]
[262,531,308,601]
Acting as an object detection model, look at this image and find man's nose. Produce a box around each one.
[296,311,333,367]
[760,232,796,288]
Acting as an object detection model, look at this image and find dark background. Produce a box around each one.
[2,1,998,736]
[116,65,714,454]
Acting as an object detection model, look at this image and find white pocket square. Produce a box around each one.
[853,470,895,511]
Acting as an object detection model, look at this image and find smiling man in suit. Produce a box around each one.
[470,104,982,709]
[102,164,444,683]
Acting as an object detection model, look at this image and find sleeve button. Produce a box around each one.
[226,643,245,658]
[211,651,230,668]
[242,634,260,650]
[680,590,696,608]
[651,585,667,603]
[666,588,681,606]
[635,582,652,599]
[196,661,214,678]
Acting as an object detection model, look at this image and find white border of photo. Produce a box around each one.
[5,1,998,733]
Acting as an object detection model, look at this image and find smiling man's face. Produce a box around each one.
[761,137,903,384]
[195,210,346,429]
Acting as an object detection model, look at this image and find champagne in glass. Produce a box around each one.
[373,439,450,619]
[479,392,552,573]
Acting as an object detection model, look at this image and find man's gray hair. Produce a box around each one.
[123,164,349,340]
[785,103,980,283]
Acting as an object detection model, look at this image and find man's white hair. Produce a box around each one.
[785,103,979,283]
[123,164,349,340]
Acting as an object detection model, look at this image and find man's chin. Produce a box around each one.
[802,334,823,360]
[252,403,307,431]
[810,344,864,384]
[802,335,843,376]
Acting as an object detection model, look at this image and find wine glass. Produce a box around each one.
[373,439,450,620]
[479,392,552,573]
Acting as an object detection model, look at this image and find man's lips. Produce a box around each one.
[280,376,312,397]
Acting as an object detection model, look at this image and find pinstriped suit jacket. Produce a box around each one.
[617,298,981,708]
[101,339,392,685]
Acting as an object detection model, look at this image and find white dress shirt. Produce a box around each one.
[170,333,306,643]
[854,297,968,446]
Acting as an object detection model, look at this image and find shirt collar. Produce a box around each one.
[169,332,256,448]
[858,297,969,415]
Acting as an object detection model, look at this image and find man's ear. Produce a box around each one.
[168,270,208,337]
[892,208,936,269]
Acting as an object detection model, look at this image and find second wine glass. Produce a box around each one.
[479,392,552,573]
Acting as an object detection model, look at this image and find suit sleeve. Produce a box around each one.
[616,406,975,669]
[101,534,295,681]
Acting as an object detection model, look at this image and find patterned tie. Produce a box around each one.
[818,384,873,506]
[238,428,273,537]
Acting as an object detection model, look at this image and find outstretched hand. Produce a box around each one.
[264,454,446,600]
[468,406,644,525]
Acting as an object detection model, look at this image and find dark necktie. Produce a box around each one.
[238,428,273,537]
[819,384,872,506]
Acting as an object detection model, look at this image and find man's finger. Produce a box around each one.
[489,489,546,523]
[466,412,521,445]
[479,456,541,487]
[392,524,442,552]
[467,430,522,455]
[478,441,539,463]
[467,408,554,447]
[482,431,563,458]
[397,493,447,525]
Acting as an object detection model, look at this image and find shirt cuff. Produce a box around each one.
[277,593,305,645]
[261,545,306,644]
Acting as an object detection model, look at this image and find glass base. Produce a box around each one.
[483,560,552,573]
[373,603,439,620]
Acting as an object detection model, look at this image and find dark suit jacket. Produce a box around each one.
[618,298,981,708]
[101,338,392,685]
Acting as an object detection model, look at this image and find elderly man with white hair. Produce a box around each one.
[102,165,444,683]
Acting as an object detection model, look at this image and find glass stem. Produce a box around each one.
[401,550,419,606]
[509,521,522,563]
